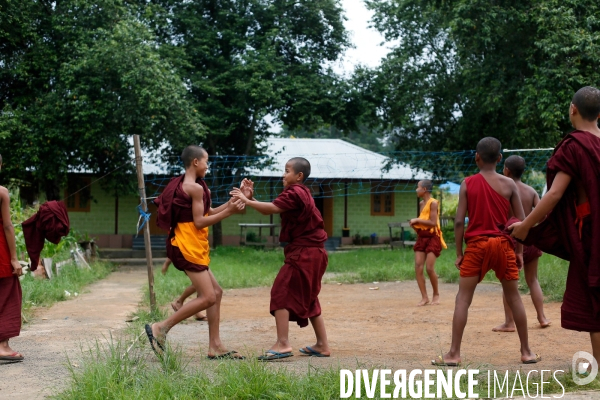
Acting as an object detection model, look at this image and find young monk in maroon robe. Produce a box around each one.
[493,155,549,332]
[230,157,330,360]
[146,145,245,359]
[0,154,25,362]
[511,86,600,367]
[432,137,540,366]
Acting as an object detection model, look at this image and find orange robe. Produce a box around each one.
[413,197,447,257]
[459,174,519,282]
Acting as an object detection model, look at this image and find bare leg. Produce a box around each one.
[591,332,600,372]
[151,269,216,342]
[0,339,22,357]
[204,270,238,357]
[161,258,171,275]
[492,294,516,332]
[415,251,429,306]
[502,278,537,362]
[441,275,479,364]
[171,285,206,320]
[267,309,293,354]
[425,253,440,305]
[524,259,550,327]
[300,315,331,356]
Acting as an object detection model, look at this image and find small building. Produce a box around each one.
[28,138,429,248]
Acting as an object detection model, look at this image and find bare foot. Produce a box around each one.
[161,263,170,275]
[151,323,167,346]
[521,351,541,364]
[417,298,430,306]
[267,342,293,354]
[430,294,440,305]
[492,323,516,332]
[208,347,244,359]
[171,300,183,312]
[300,344,331,357]
[539,319,551,328]
[432,353,461,366]
[195,312,207,321]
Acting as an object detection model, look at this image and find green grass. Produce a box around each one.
[152,246,569,306]
[20,260,115,320]
[54,336,598,399]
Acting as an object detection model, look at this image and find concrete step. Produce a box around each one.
[99,248,167,259]
[132,235,168,250]
[101,258,168,267]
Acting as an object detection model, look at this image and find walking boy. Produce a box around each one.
[493,155,549,332]
[410,179,447,306]
[511,86,600,366]
[432,137,540,366]
[145,145,245,359]
[230,157,330,360]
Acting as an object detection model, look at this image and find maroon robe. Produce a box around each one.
[523,131,600,331]
[270,184,328,327]
[154,175,211,272]
[22,201,70,271]
[0,276,22,341]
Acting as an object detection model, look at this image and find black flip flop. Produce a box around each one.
[145,324,165,357]
[207,350,245,360]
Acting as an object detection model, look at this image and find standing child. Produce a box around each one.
[432,137,540,366]
[146,145,245,359]
[511,86,600,367]
[410,179,447,306]
[493,155,549,332]
[230,157,330,360]
[0,154,24,362]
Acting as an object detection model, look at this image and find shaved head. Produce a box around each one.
[572,86,600,121]
[287,157,311,182]
[419,179,433,192]
[505,155,525,178]
[181,145,207,168]
[476,137,502,164]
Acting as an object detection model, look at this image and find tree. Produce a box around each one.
[147,0,352,244]
[362,0,600,151]
[0,0,202,199]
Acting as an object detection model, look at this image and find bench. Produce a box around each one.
[239,223,280,248]
[388,222,415,249]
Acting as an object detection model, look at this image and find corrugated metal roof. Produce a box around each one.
[250,138,430,180]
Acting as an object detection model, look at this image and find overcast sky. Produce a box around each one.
[333,0,391,75]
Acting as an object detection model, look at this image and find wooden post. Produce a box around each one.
[133,135,156,311]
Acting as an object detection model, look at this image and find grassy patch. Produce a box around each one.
[20,261,115,320]
[55,337,598,399]
[152,246,568,305]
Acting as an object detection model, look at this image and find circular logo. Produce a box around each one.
[572,351,598,385]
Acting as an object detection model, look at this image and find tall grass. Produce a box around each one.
[153,247,569,306]
[55,336,598,399]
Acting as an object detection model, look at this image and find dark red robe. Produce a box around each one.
[270,184,328,327]
[154,175,211,272]
[523,131,600,331]
[22,201,70,271]
[0,217,21,341]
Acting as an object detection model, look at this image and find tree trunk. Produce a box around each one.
[213,221,223,248]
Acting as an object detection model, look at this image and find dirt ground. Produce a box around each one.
[1,266,597,399]
[169,279,591,373]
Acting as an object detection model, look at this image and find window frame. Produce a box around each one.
[370,190,395,216]
[64,176,92,212]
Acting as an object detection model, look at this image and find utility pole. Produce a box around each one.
[133,135,156,311]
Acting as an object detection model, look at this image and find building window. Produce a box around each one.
[65,176,91,212]
[371,192,394,216]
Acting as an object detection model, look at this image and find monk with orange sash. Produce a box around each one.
[432,137,540,366]
[410,179,447,306]
[146,145,246,360]
[511,86,600,368]
[231,157,330,361]
[0,153,24,362]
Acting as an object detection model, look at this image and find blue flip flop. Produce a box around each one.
[257,350,293,361]
[299,346,330,357]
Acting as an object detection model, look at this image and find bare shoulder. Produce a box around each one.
[0,185,8,199]
[182,180,203,199]
[518,181,537,196]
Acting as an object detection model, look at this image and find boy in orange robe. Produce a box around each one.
[0,154,24,362]
[146,145,245,359]
[410,179,447,306]
[432,137,540,366]
[511,86,600,367]
[230,157,330,360]
[493,155,549,332]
